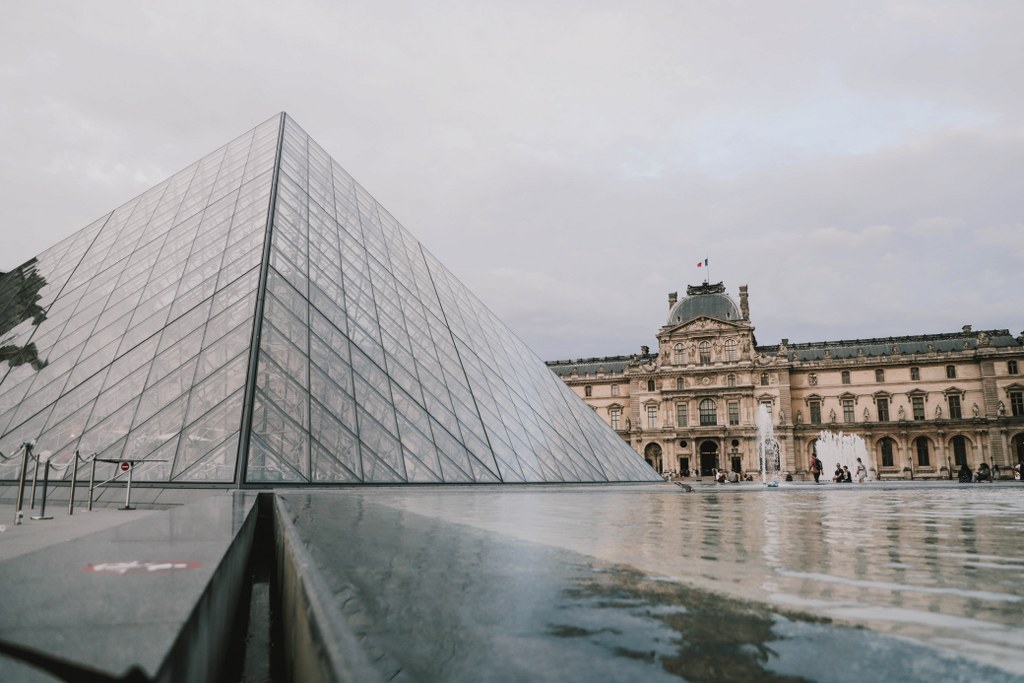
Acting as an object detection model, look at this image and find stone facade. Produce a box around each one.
[548,282,1024,480]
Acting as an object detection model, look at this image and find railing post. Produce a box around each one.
[30,450,41,509]
[31,459,53,521]
[121,462,135,511]
[88,457,97,512]
[69,450,80,516]
[14,441,33,526]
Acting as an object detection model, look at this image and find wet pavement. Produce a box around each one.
[280,482,1024,682]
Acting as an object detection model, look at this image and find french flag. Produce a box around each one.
[697,258,708,267]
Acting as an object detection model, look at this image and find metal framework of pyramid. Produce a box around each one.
[0,113,657,485]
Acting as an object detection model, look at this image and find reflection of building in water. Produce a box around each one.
[548,282,1024,479]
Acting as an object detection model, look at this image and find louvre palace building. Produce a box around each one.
[547,282,1024,480]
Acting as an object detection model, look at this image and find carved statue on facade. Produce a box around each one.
[972,403,980,418]
[898,405,906,420]
[998,401,1006,417]
[935,404,942,418]
[829,408,836,423]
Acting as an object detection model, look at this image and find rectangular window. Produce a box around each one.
[610,408,621,430]
[916,439,930,466]
[1011,391,1024,417]
[841,371,850,384]
[728,401,739,426]
[647,405,658,428]
[843,399,855,423]
[946,365,957,379]
[676,403,688,427]
[910,367,920,381]
[947,395,962,419]
[809,401,822,424]
[952,437,967,466]
[1009,360,1019,375]
[611,384,620,396]
[877,398,889,422]
[881,439,894,467]
[699,400,717,426]
[912,396,925,420]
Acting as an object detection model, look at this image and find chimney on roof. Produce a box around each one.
[668,291,677,308]
[962,325,972,333]
[739,285,749,320]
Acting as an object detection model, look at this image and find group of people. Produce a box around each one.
[809,456,868,483]
[958,461,999,483]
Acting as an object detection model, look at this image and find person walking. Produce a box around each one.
[810,455,822,483]
[855,457,867,483]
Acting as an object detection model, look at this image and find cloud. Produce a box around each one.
[1,0,1022,358]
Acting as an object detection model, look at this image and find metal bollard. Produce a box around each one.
[69,450,80,516]
[31,459,53,521]
[30,450,41,509]
[88,457,97,512]
[14,441,33,526]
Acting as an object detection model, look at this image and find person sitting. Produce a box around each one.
[958,463,973,483]
[833,464,844,482]
[842,466,853,483]
[716,469,727,484]
[976,462,991,482]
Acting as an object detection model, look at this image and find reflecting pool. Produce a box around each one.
[320,482,1024,679]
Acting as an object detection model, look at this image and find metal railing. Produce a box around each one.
[7,440,163,524]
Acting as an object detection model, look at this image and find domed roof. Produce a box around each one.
[667,283,742,326]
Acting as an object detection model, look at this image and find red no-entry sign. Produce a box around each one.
[120,462,131,472]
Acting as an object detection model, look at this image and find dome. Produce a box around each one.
[667,284,742,326]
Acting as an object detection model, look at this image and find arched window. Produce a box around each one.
[698,341,712,364]
[676,377,685,390]
[915,437,931,466]
[952,435,968,466]
[880,437,895,467]
[841,370,850,384]
[875,369,885,383]
[699,399,717,426]
[727,373,736,387]
[647,379,655,392]
[725,338,738,361]
[584,385,592,397]
[673,343,685,364]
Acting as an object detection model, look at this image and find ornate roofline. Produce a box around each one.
[757,329,1015,353]
[685,281,726,296]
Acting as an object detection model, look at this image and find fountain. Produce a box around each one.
[756,404,781,486]
[814,430,872,482]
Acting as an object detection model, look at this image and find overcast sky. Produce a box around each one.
[2,1,1021,360]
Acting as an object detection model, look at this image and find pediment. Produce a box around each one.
[662,316,748,337]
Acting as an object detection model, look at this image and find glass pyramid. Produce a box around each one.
[0,114,658,485]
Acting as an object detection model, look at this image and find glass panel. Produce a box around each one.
[248,390,309,480]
